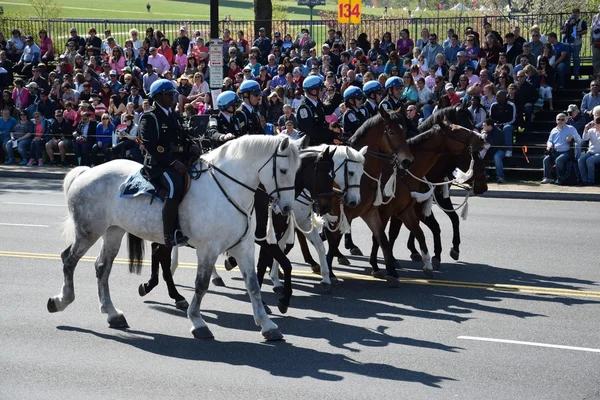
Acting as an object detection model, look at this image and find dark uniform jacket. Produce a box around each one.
[139,105,188,179]
[342,105,367,140]
[235,103,263,136]
[380,94,402,113]
[48,118,72,140]
[362,100,378,119]
[74,119,98,143]
[296,96,336,146]
[207,112,243,147]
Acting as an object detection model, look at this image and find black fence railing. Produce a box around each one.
[0,12,596,57]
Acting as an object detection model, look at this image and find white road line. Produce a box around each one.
[3,202,66,207]
[458,336,600,353]
[0,223,50,227]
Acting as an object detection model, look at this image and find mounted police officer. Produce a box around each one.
[296,75,336,146]
[362,80,384,118]
[139,79,189,248]
[236,80,264,136]
[207,91,243,148]
[341,86,367,141]
[380,76,404,113]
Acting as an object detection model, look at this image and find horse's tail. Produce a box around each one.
[127,233,145,274]
[63,166,90,197]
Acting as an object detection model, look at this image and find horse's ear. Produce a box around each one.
[359,145,368,157]
[279,136,290,151]
[379,104,390,121]
[322,146,331,159]
[292,135,309,149]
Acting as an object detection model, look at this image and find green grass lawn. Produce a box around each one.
[0,0,386,20]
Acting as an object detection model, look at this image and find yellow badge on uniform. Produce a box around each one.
[348,113,357,122]
[299,108,309,119]
[157,146,165,153]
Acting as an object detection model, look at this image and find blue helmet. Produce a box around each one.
[343,86,364,102]
[217,91,240,111]
[238,80,261,96]
[384,76,405,91]
[363,81,383,96]
[149,79,178,98]
[303,75,324,91]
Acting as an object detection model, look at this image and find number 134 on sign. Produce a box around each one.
[338,0,361,24]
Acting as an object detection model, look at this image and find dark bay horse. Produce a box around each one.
[324,107,414,285]
[388,146,488,268]
[370,121,485,278]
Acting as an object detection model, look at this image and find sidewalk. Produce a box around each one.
[1,165,600,201]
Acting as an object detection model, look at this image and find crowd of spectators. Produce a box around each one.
[0,11,597,183]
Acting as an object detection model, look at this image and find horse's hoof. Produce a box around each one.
[331,276,342,286]
[211,277,226,287]
[372,270,388,279]
[175,299,189,310]
[337,256,351,266]
[263,303,272,315]
[423,267,434,278]
[138,284,147,297]
[108,314,129,329]
[349,247,363,256]
[262,328,284,341]
[320,282,332,294]
[450,248,459,261]
[277,299,289,314]
[47,298,58,313]
[432,257,441,271]
[272,285,284,295]
[224,258,236,271]
[410,253,422,262]
[386,275,401,287]
[192,326,214,339]
[311,264,321,274]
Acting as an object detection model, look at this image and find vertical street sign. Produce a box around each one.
[209,38,223,90]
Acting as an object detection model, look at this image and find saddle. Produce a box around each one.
[120,169,192,203]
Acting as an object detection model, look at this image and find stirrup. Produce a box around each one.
[165,230,189,247]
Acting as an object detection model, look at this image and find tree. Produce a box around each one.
[254,0,273,39]
[27,0,63,19]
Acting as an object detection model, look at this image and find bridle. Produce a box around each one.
[360,123,409,167]
[332,147,362,199]
[257,147,296,203]
[296,151,335,212]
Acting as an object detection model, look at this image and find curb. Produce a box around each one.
[449,188,600,202]
[1,169,599,202]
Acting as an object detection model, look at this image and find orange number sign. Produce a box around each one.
[338,0,361,24]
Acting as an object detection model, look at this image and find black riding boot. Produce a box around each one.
[163,198,188,247]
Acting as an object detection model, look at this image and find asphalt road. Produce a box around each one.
[1,177,599,400]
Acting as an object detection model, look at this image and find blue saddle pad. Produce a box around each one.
[120,169,164,204]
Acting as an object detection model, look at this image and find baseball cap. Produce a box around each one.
[26,82,38,89]
[259,27,266,32]
[457,51,466,57]
[291,57,302,64]
[109,70,117,75]
[566,104,579,113]
[464,65,474,71]
[322,43,330,48]
[179,26,187,31]
[523,42,531,47]
[274,32,281,37]
[445,83,454,91]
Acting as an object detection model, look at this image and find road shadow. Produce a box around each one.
[56,325,456,387]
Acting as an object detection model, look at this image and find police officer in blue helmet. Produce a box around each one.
[362,80,384,118]
[139,79,189,247]
[236,80,264,135]
[207,91,242,147]
[341,86,366,140]
[296,75,336,145]
[380,76,404,112]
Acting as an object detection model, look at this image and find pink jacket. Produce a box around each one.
[109,57,126,75]
[12,87,29,109]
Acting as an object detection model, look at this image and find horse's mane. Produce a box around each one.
[347,111,406,146]
[203,135,300,169]
[407,124,443,146]
[308,144,365,165]
[417,107,457,132]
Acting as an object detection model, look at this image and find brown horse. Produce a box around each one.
[371,122,485,280]
[323,106,414,284]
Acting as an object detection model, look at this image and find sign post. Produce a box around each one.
[209,38,223,90]
[337,0,361,24]
[297,0,326,33]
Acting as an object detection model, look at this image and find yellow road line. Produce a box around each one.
[2,250,599,299]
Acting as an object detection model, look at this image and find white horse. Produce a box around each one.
[196,144,367,291]
[47,135,300,341]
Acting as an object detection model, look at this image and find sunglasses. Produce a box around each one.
[557,118,566,121]
[102,117,110,120]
